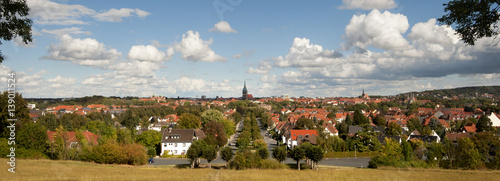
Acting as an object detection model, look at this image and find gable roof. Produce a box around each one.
[46,130,99,145]
[289,130,317,140]
[161,129,205,143]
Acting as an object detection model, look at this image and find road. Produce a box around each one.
[149,118,370,168]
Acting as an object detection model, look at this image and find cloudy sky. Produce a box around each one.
[0,0,499,98]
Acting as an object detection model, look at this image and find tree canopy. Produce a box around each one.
[0,0,33,62]
[438,0,500,45]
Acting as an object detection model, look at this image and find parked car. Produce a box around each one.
[148,157,155,163]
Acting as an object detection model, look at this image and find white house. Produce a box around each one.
[282,130,317,149]
[488,113,500,127]
[160,128,205,156]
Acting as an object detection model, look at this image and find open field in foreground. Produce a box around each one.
[1,159,500,181]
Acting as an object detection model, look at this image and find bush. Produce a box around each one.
[258,159,288,169]
[82,140,147,165]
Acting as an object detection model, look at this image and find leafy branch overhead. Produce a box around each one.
[0,0,33,63]
[438,0,500,45]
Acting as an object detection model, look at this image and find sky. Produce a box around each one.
[0,0,499,98]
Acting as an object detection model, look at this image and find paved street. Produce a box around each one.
[149,119,370,168]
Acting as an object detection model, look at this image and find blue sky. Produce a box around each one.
[0,0,499,98]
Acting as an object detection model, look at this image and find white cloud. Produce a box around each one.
[110,60,159,77]
[344,9,409,51]
[209,21,238,33]
[28,0,150,25]
[42,27,92,36]
[94,8,151,22]
[247,60,272,74]
[233,54,242,58]
[42,34,121,67]
[128,45,173,62]
[174,31,227,62]
[47,75,76,88]
[275,38,342,68]
[339,0,397,10]
[27,0,95,25]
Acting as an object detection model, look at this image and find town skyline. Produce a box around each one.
[1,0,500,98]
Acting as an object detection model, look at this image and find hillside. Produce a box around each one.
[401,86,500,98]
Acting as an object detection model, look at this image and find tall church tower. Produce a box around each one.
[242,81,248,100]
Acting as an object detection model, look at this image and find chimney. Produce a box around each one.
[168,126,172,133]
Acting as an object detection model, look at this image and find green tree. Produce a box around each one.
[456,137,483,169]
[257,147,269,159]
[407,117,422,133]
[203,144,217,168]
[135,130,161,148]
[353,109,368,125]
[373,114,387,126]
[220,146,233,167]
[187,140,206,169]
[290,146,305,170]
[336,121,349,135]
[345,114,353,125]
[309,146,324,170]
[426,142,444,166]
[203,120,227,147]
[116,128,133,145]
[476,115,492,132]
[201,109,225,125]
[272,145,287,163]
[178,113,201,129]
[385,122,402,136]
[17,122,48,154]
[438,0,500,45]
[0,0,33,62]
[401,139,413,161]
[295,117,315,130]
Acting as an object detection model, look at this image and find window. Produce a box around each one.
[174,150,177,154]
[182,143,186,147]
[164,143,167,147]
[174,143,177,147]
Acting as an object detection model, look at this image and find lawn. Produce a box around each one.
[1,158,499,181]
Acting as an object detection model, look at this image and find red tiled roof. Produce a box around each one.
[290,130,317,140]
[47,130,99,145]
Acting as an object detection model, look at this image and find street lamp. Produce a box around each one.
[354,144,357,158]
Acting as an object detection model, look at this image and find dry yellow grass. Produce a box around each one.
[1,159,499,181]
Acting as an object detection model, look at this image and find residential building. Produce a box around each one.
[160,128,205,156]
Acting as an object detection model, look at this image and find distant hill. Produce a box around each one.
[401,86,500,98]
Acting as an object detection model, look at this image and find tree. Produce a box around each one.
[135,130,162,148]
[0,0,33,62]
[457,137,484,169]
[476,115,492,132]
[336,121,349,135]
[203,144,217,168]
[290,146,305,170]
[187,140,206,169]
[309,146,324,170]
[178,113,201,129]
[373,114,387,126]
[401,139,413,161]
[203,120,227,147]
[220,146,233,167]
[385,122,402,136]
[438,0,500,45]
[257,147,269,159]
[345,114,353,125]
[17,122,48,154]
[272,145,287,163]
[295,117,315,130]
[201,109,225,125]
[353,109,368,125]
[407,117,422,133]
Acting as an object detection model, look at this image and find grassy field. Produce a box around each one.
[1,158,500,181]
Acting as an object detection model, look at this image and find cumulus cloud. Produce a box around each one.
[128,45,173,62]
[339,0,397,10]
[275,38,343,68]
[42,34,121,67]
[247,60,273,74]
[94,8,151,22]
[47,75,76,88]
[233,50,256,59]
[42,27,92,36]
[28,0,95,25]
[28,0,150,25]
[174,31,227,62]
[209,21,238,33]
[344,9,409,51]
